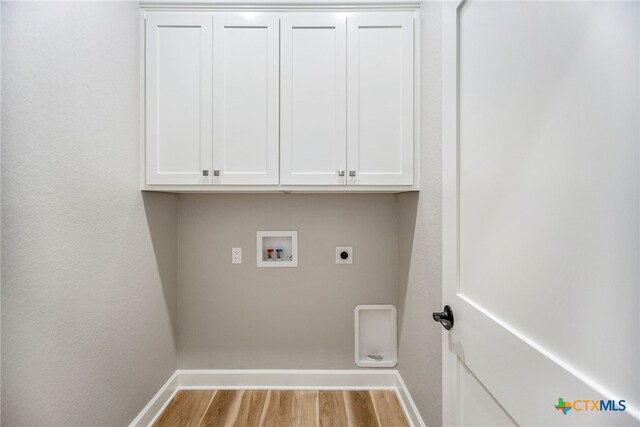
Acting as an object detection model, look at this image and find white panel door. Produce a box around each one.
[212,14,279,185]
[442,1,639,426]
[346,13,414,186]
[146,13,213,185]
[280,15,347,185]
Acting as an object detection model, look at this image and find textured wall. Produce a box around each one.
[2,1,440,424]
[397,2,443,426]
[177,194,399,369]
[1,2,178,426]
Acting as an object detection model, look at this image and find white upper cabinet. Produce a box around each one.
[145,13,213,185]
[280,15,347,185]
[212,15,280,185]
[347,13,414,186]
[142,8,418,191]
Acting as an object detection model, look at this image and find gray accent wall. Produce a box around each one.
[177,194,399,369]
[1,2,178,426]
[397,3,444,426]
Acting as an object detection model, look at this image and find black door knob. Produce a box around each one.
[433,305,454,330]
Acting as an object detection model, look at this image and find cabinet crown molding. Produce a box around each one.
[139,0,420,11]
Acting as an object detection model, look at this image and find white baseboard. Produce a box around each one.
[393,370,426,427]
[129,371,179,427]
[130,369,425,427]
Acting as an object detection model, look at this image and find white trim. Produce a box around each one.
[412,7,420,190]
[177,368,398,389]
[139,10,146,191]
[128,371,179,427]
[129,369,425,427]
[141,185,419,193]
[139,1,421,12]
[394,371,427,427]
[441,1,462,425]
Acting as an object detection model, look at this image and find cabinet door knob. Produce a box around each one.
[349,170,356,177]
[202,170,209,177]
[213,170,220,177]
[338,170,345,176]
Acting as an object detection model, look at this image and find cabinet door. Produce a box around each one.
[212,15,279,185]
[347,13,414,186]
[280,15,347,185]
[146,13,213,185]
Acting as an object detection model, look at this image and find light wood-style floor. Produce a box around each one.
[154,390,409,427]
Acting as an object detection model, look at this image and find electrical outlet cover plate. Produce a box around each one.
[232,247,242,264]
[336,247,353,264]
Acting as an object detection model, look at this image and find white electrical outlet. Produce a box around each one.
[336,247,353,264]
[232,247,242,264]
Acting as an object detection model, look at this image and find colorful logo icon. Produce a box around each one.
[554,397,627,415]
[555,398,572,415]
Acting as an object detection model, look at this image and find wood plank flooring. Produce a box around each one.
[154,390,409,427]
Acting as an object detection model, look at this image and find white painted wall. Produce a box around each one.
[1,2,178,425]
[397,2,443,426]
[177,193,399,369]
[1,1,439,425]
